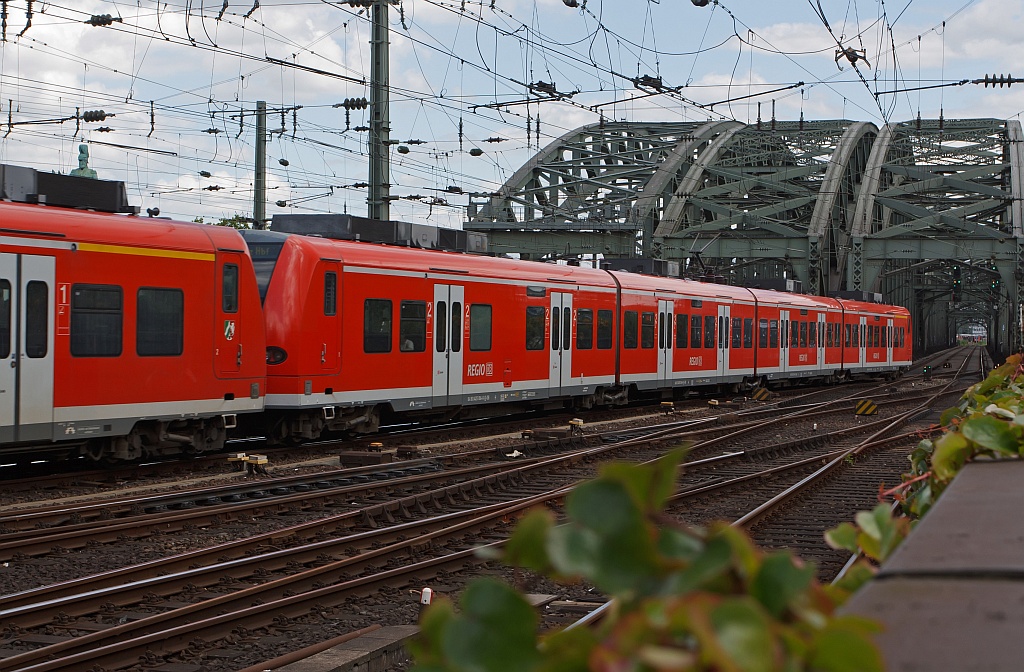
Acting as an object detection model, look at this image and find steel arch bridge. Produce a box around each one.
[466,118,1023,357]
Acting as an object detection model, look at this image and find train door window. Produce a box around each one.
[435,301,447,353]
[324,272,337,316]
[809,322,817,348]
[641,312,655,349]
[451,302,462,352]
[665,312,673,348]
[71,285,122,357]
[758,319,768,348]
[469,304,492,351]
[526,306,545,350]
[562,307,572,351]
[676,314,688,348]
[137,288,183,357]
[222,264,238,313]
[704,315,715,348]
[363,298,392,353]
[623,311,638,349]
[853,324,860,347]
[731,317,742,349]
[743,318,753,348]
[399,301,427,352]
[791,321,800,348]
[0,280,9,358]
[691,315,702,348]
[576,309,594,350]
[658,312,665,350]
[597,310,613,349]
[25,281,47,358]
[718,316,725,349]
[861,324,866,346]
[769,320,778,348]
[551,307,561,350]
[881,326,888,348]
[799,321,808,348]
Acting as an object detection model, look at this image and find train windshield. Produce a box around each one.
[240,229,288,303]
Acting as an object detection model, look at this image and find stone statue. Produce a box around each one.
[69,144,97,179]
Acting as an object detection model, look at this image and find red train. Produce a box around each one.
[0,198,911,463]
[237,228,912,445]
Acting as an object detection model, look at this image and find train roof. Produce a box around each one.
[0,201,244,253]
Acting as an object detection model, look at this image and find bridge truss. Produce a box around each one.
[466,118,1023,358]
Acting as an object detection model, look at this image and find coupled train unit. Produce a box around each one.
[0,198,912,463]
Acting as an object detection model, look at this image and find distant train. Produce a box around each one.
[0,200,912,462]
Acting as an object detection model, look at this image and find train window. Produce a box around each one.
[222,264,238,314]
[363,299,392,353]
[597,310,613,349]
[526,286,546,298]
[676,314,688,349]
[526,306,545,350]
[137,288,183,357]
[576,309,594,350]
[71,284,122,357]
[25,281,47,358]
[718,316,725,349]
[882,326,888,348]
[658,312,665,350]
[665,313,672,349]
[809,322,816,348]
[470,304,491,351]
[691,315,702,349]
[703,315,715,349]
[731,317,741,349]
[691,299,702,308]
[451,302,462,353]
[743,318,753,348]
[435,301,447,353]
[551,307,561,350]
[900,327,905,348]
[769,320,779,348]
[324,273,337,316]
[641,312,655,349]
[623,311,638,349]
[799,321,807,348]
[791,321,799,348]
[861,324,866,346]
[826,323,832,348]
[399,301,427,352]
[844,324,851,347]
[758,319,768,348]
[562,307,572,351]
[0,280,9,358]
[247,241,283,303]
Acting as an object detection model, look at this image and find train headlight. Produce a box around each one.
[266,346,288,365]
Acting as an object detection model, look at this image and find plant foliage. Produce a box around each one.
[410,449,883,672]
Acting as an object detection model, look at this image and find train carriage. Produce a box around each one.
[0,202,265,461]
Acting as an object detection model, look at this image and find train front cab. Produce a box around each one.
[1,208,266,461]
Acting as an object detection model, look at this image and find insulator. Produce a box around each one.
[276,200,288,207]
[397,145,410,154]
[199,170,212,178]
[469,148,483,156]
[85,14,119,27]
[278,158,289,166]
[81,109,108,122]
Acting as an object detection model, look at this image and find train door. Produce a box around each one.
[658,299,674,386]
[885,317,894,366]
[779,310,790,374]
[858,316,867,367]
[817,314,826,367]
[717,304,730,376]
[432,284,465,406]
[216,252,245,376]
[549,292,573,396]
[320,262,341,373]
[0,253,54,444]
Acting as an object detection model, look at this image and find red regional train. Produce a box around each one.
[237,229,912,446]
[0,192,911,463]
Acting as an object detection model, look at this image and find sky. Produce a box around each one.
[0,0,1021,227]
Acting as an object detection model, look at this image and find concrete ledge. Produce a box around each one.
[277,625,419,672]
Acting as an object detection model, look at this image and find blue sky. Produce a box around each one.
[1,0,1019,226]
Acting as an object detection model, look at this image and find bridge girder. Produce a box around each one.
[464,118,1023,357]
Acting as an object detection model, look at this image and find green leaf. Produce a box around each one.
[657,526,705,563]
[808,616,884,672]
[939,406,963,427]
[751,553,815,618]
[442,579,541,672]
[824,522,859,553]
[664,533,735,595]
[826,561,876,604]
[709,598,779,672]
[961,415,1020,455]
[931,431,971,482]
[503,508,555,573]
[566,479,644,536]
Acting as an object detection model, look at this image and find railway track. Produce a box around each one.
[0,347,988,671]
